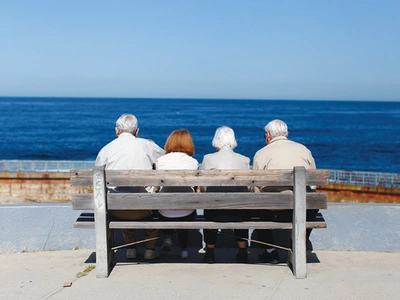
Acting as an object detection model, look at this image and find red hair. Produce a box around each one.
[164,129,195,156]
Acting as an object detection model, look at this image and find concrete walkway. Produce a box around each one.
[1,248,399,300]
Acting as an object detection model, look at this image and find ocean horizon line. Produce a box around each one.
[1,95,399,103]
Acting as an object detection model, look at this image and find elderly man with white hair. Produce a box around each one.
[253,119,316,170]
[253,119,317,264]
[95,113,165,261]
[201,126,251,263]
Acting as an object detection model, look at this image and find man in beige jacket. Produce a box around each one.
[253,119,317,263]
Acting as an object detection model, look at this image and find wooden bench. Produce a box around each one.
[71,166,328,279]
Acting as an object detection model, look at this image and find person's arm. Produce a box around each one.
[308,152,316,169]
[200,157,207,170]
[244,157,250,169]
[143,139,165,165]
[308,151,317,191]
[95,149,105,167]
[251,153,263,192]
[252,153,260,170]
[199,156,209,192]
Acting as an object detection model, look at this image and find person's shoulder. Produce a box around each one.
[136,137,155,144]
[176,152,198,168]
[203,152,216,159]
[100,137,119,149]
[137,137,163,148]
[287,139,311,150]
[254,145,268,156]
[190,156,199,164]
[233,151,250,161]
[181,152,198,163]
[156,152,167,159]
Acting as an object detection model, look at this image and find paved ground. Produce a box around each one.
[0,196,33,204]
[1,247,399,300]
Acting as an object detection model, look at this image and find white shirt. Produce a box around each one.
[95,132,165,170]
[201,146,250,170]
[201,146,250,192]
[156,152,199,218]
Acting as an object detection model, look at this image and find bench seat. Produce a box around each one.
[74,212,326,230]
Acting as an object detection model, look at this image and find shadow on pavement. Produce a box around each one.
[83,228,321,265]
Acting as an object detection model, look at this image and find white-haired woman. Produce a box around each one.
[201,126,251,263]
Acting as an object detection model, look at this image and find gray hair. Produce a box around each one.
[115,113,138,133]
[264,119,288,138]
[212,126,238,149]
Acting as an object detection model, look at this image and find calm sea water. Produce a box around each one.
[0,97,399,173]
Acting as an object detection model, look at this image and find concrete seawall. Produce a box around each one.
[1,202,399,254]
[319,183,400,203]
[0,172,91,202]
[1,171,399,203]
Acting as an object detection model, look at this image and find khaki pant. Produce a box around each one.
[109,210,159,250]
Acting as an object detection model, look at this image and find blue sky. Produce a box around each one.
[1,0,399,101]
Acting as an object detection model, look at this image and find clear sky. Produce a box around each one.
[1,0,399,101]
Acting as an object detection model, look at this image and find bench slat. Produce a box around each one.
[70,170,93,186]
[73,212,326,230]
[72,192,328,210]
[74,220,327,230]
[70,169,329,187]
[74,212,95,228]
[107,192,327,210]
[72,194,93,210]
[109,220,327,230]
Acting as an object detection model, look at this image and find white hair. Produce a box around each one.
[212,126,237,149]
[115,113,138,133]
[264,119,288,138]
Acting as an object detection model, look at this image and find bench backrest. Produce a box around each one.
[71,167,329,211]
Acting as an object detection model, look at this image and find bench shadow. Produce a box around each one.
[83,228,320,265]
[250,229,321,264]
[84,252,96,264]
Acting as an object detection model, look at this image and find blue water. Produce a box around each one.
[0,97,399,173]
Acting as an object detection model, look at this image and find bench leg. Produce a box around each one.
[93,166,111,278]
[95,223,110,278]
[292,167,307,279]
[108,228,116,268]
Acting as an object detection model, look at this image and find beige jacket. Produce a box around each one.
[252,136,316,192]
[253,136,316,170]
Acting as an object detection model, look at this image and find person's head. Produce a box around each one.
[264,119,288,144]
[211,126,237,150]
[164,129,195,156]
[115,114,138,136]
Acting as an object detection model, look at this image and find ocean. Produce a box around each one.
[0,97,399,174]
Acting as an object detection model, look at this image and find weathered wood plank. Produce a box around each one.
[76,220,327,230]
[73,192,328,210]
[72,194,94,210]
[73,213,327,229]
[74,212,95,228]
[70,170,93,186]
[108,220,326,230]
[93,166,110,278]
[106,193,327,210]
[71,169,329,187]
[292,166,307,279]
[106,169,293,186]
[101,169,329,187]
